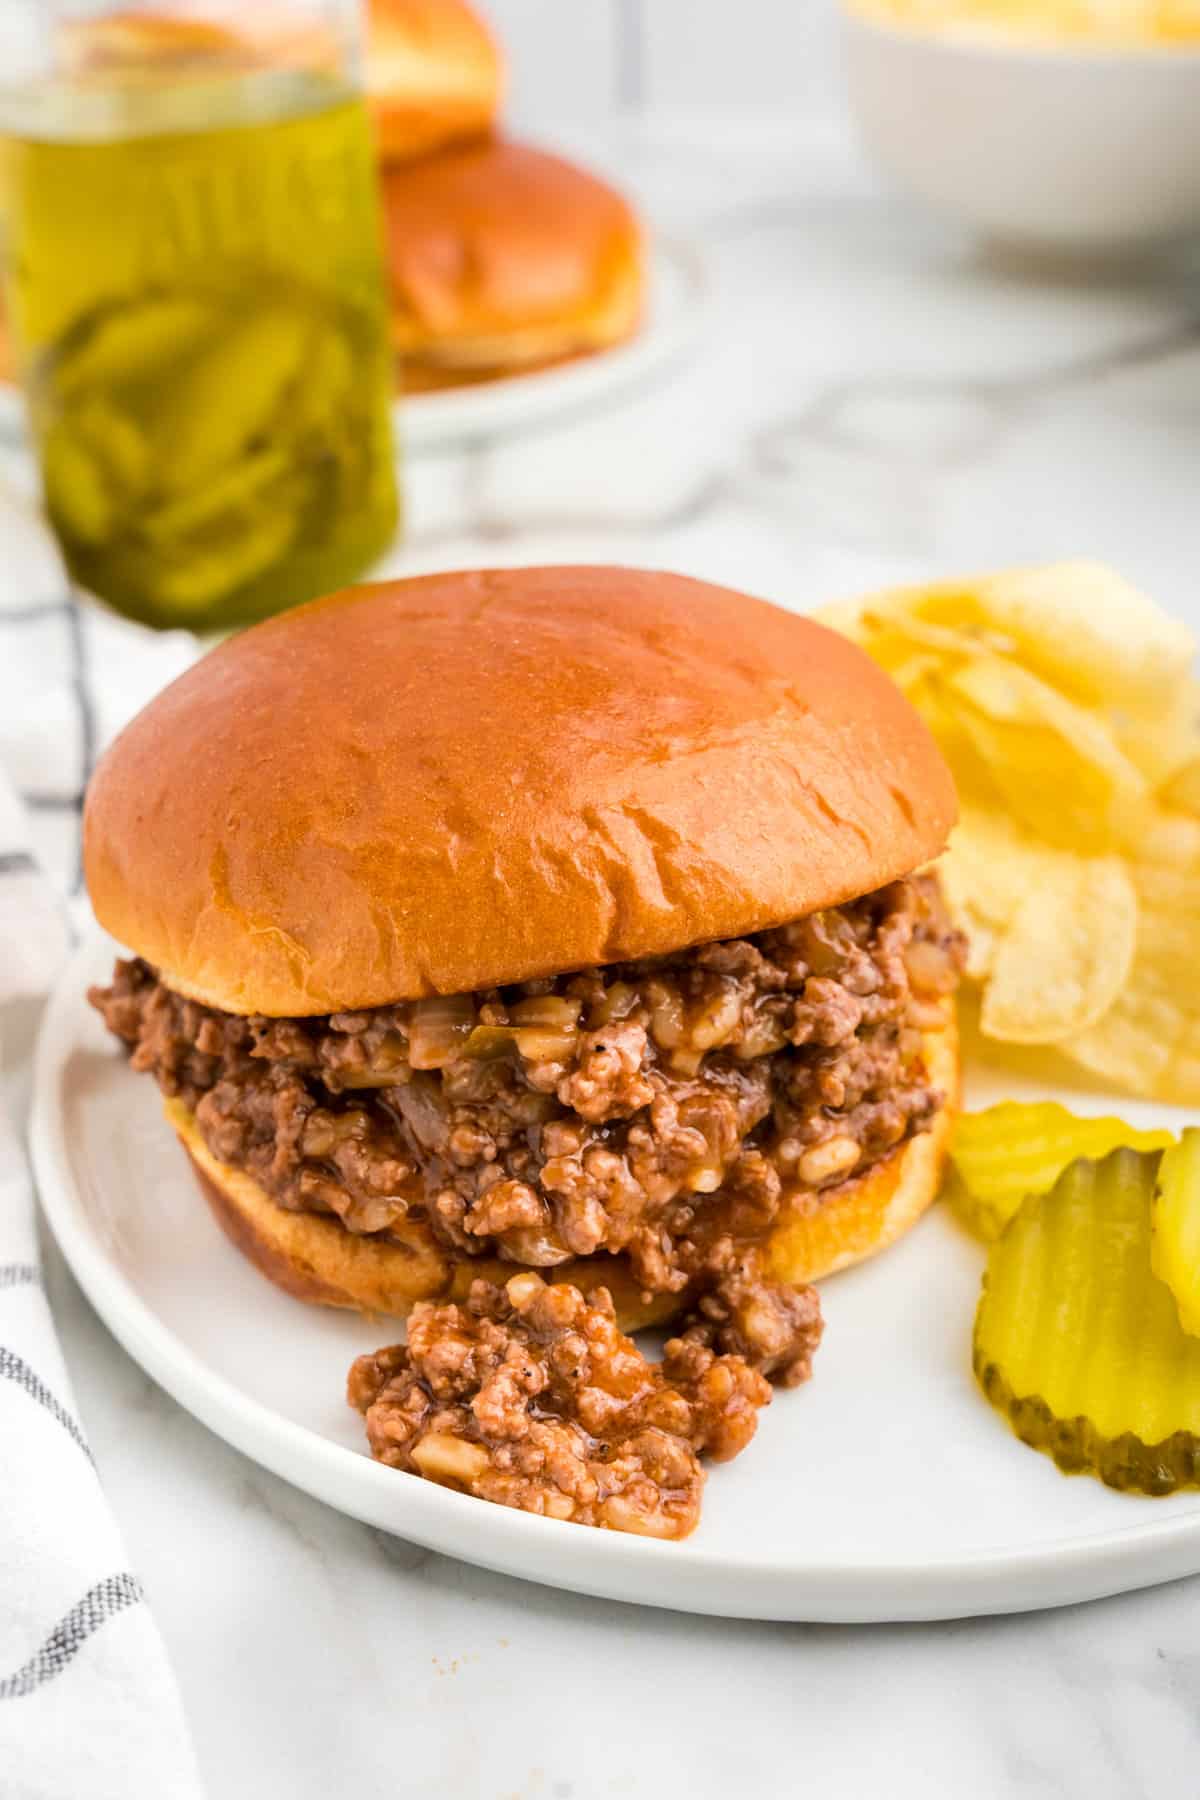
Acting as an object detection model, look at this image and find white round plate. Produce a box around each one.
[0,238,709,456]
[32,933,1200,1622]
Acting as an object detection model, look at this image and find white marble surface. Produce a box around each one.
[14,112,1200,1797]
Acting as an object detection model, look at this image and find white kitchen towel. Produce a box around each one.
[0,1071,205,1800]
[0,461,197,902]
[0,470,205,1799]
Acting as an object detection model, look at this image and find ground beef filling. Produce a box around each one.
[90,875,962,1383]
[348,1273,773,1539]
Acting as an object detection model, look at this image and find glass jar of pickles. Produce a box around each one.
[0,4,399,631]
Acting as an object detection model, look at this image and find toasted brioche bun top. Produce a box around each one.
[381,139,642,359]
[366,0,502,161]
[84,567,958,1016]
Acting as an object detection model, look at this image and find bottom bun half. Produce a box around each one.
[167,1009,957,1330]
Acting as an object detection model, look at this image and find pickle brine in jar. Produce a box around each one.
[2,19,399,630]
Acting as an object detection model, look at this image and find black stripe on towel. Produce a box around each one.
[0,1574,144,1699]
[0,851,36,877]
[0,1263,40,1289]
[0,1347,93,1465]
[22,793,83,815]
[0,599,73,626]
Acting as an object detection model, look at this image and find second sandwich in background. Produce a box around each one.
[381,139,645,389]
[366,0,647,389]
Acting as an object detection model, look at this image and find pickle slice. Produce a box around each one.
[152,302,311,492]
[1153,1130,1200,1336]
[42,420,114,546]
[286,324,353,436]
[974,1147,1200,1493]
[140,444,293,544]
[147,502,301,612]
[949,1101,1174,1240]
[73,398,149,497]
[53,295,217,399]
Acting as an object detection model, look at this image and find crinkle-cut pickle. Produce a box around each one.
[948,1101,1174,1241]
[974,1147,1200,1494]
[1153,1129,1200,1337]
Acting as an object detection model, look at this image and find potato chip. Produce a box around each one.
[945,658,1145,852]
[905,676,997,802]
[1154,1131,1200,1336]
[841,577,1013,650]
[873,648,942,694]
[857,604,996,663]
[981,855,1136,1043]
[813,596,871,642]
[819,563,1200,1086]
[975,1148,1200,1493]
[1160,753,1200,819]
[1117,690,1200,790]
[935,809,1030,978]
[936,804,1039,929]
[829,562,1195,716]
[948,1100,1173,1240]
[948,704,1114,856]
[1113,796,1200,868]
[939,803,1136,1022]
[1063,862,1200,1103]
[966,562,1196,717]
[948,657,1144,790]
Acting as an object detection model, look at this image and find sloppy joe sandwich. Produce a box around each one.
[87,565,961,1387]
[380,141,644,387]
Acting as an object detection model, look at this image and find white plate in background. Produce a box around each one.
[0,237,710,456]
[32,932,1200,1623]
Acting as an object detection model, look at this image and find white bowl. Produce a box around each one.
[842,10,1200,251]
